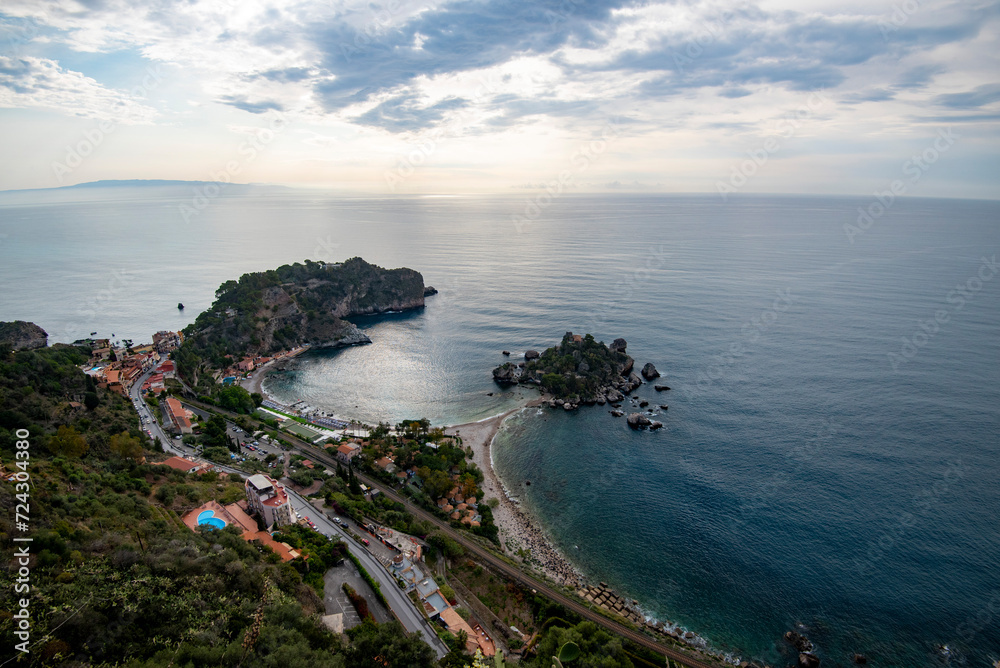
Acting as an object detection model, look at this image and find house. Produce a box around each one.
[105,369,125,395]
[152,330,183,354]
[181,500,300,562]
[439,607,494,656]
[164,397,193,434]
[158,456,214,474]
[245,474,294,528]
[336,442,361,465]
[375,456,396,474]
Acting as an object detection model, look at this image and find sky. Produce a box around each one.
[0,0,998,197]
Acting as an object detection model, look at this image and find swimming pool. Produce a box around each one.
[197,510,226,530]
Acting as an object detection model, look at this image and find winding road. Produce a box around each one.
[175,397,722,668]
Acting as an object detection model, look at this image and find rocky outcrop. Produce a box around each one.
[492,362,521,385]
[641,362,660,380]
[423,286,438,296]
[649,421,663,430]
[0,321,47,350]
[605,389,624,403]
[798,653,820,668]
[627,413,651,429]
[785,631,814,653]
[610,338,627,353]
[524,349,540,361]
[314,322,372,348]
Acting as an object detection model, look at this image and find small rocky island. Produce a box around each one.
[493,332,664,428]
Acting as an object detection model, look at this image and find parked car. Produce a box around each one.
[361,539,370,546]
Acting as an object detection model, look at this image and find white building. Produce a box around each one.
[245,474,294,528]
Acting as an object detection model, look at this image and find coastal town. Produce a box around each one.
[45,319,739,668]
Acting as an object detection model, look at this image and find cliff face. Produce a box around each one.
[179,258,426,374]
[0,321,48,350]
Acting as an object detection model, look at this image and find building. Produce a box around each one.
[152,330,183,354]
[336,441,362,465]
[158,456,214,475]
[181,500,300,562]
[375,456,397,474]
[245,474,294,528]
[164,397,193,434]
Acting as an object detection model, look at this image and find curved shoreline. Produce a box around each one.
[244,356,727,662]
[444,399,586,589]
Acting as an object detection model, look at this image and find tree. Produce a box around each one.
[84,392,100,411]
[109,432,144,461]
[49,425,88,458]
[343,620,436,668]
[217,385,255,414]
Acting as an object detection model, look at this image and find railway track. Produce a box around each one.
[182,398,722,668]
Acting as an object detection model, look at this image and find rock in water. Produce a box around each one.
[784,632,814,653]
[492,363,520,385]
[502,350,510,356]
[423,286,438,296]
[851,655,867,665]
[798,653,821,668]
[610,338,628,353]
[641,362,660,380]
[649,421,663,430]
[610,409,625,417]
[524,349,540,361]
[654,384,671,391]
[627,413,652,429]
[177,302,184,310]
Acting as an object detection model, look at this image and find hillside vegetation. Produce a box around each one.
[175,258,426,386]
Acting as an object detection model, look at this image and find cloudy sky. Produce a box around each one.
[0,0,997,197]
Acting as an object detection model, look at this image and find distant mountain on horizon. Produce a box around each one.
[0,179,288,193]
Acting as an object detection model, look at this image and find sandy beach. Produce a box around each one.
[445,400,584,589]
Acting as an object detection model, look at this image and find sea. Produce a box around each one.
[1,185,998,667]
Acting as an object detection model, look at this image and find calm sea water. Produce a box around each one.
[1,187,998,667]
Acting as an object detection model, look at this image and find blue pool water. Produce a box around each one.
[1,187,998,667]
[197,510,226,530]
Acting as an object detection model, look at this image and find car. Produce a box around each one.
[333,517,341,524]
[361,539,370,546]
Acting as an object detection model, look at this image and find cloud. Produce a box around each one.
[217,94,285,114]
[313,0,630,112]
[0,55,157,122]
[934,83,1000,109]
[353,94,467,132]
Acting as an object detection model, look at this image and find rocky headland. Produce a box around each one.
[175,257,427,383]
[0,320,48,350]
